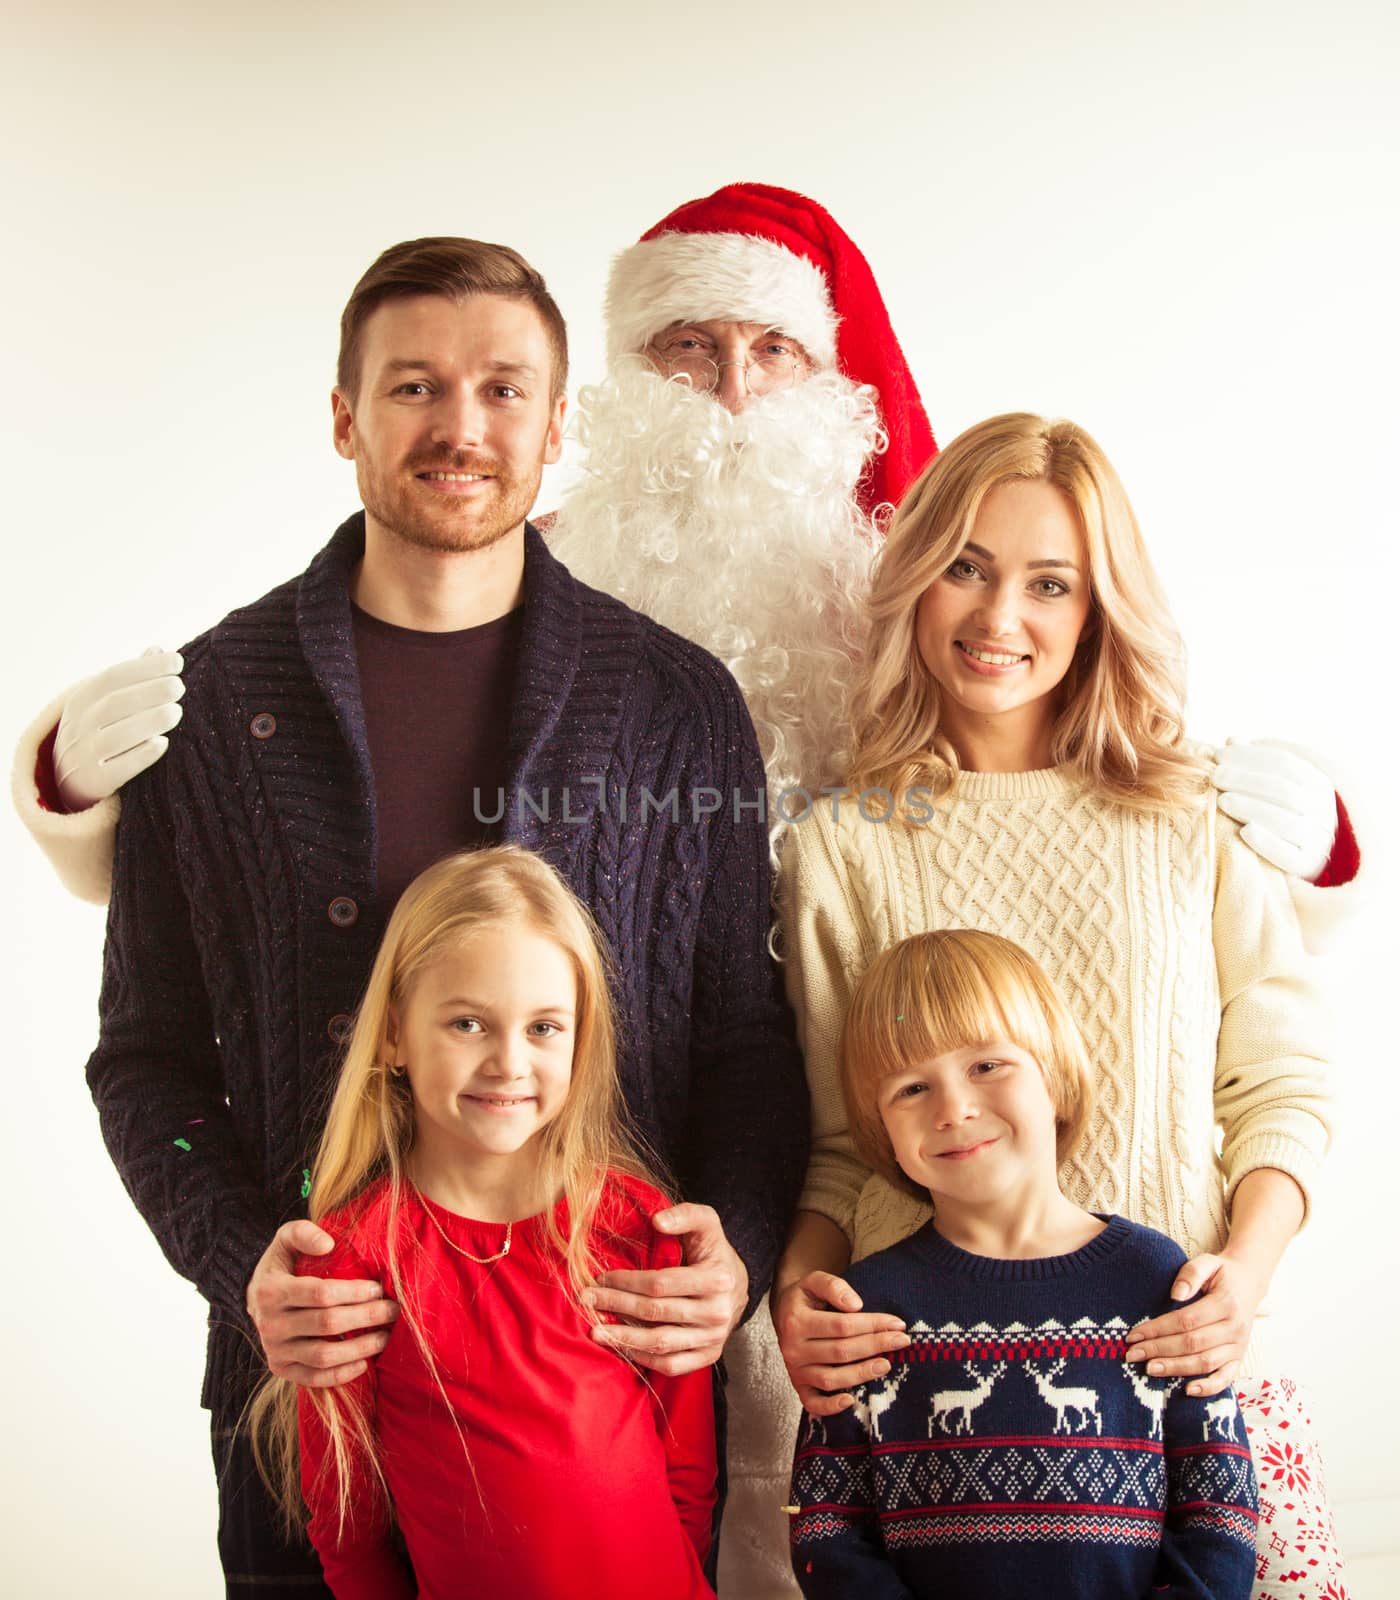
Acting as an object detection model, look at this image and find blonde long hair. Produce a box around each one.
[840,928,1095,1200]
[847,412,1210,811]
[251,846,661,1539]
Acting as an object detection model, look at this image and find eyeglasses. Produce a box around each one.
[661,351,803,395]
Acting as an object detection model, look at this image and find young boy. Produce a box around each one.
[788,929,1258,1599]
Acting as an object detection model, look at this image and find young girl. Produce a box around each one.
[253,845,717,1600]
[789,928,1258,1598]
[773,414,1345,1597]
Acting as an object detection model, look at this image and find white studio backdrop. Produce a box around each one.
[2,1,1396,1593]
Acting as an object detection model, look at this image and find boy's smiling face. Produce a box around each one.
[878,1037,1063,1208]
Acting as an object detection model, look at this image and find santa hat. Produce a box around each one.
[605,182,937,515]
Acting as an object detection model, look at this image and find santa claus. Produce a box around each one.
[547,184,935,833]
[534,183,1359,1599]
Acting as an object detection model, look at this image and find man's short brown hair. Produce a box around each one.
[337,237,569,402]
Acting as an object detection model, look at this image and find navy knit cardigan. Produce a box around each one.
[87,514,808,1417]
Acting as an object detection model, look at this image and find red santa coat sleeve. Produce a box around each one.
[1314,792,1359,887]
[295,1238,414,1600]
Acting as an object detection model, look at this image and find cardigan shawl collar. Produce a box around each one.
[287,511,611,876]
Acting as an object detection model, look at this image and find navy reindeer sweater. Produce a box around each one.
[790,1215,1257,1599]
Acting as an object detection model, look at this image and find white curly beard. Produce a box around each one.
[547,363,883,828]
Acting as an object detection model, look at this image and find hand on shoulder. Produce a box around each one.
[247,1217,398,1389]
[54,649,186,810]
[1211,738,1337,882]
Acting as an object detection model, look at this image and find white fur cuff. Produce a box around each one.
[11,691,119,906]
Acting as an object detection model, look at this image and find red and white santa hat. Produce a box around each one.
[605,181,937,515]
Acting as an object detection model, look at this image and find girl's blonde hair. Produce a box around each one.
[251,845,660,1539]
[847,412,1210,812]
[840,929,1094,1200]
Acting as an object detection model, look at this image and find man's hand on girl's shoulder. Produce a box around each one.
[583,1203,747,1376]
[247,1218,399,1389]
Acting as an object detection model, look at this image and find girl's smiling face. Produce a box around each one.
[392,919,577,1205]
[915,478,1093,768]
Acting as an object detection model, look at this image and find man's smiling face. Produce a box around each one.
[332,292,564,554]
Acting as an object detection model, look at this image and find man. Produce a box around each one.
[15,189,929,1600]
[67,236,807,1593]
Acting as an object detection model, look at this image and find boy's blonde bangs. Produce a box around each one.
[841,930,1094,1195]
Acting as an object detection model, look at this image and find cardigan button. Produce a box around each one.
[249,712,277,740]
[327,1013,353,1045]
[328,896,359,928]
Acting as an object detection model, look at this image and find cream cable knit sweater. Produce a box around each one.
[777,764,1333,1300]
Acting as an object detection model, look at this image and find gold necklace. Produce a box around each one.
[413,1185,513,1265]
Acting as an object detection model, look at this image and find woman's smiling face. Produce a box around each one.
[915,478,1093,766]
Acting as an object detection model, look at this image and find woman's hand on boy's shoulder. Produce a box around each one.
[1123,1251,1268,1398]
[583,1203,747,1376]
[772,1272,911,1416]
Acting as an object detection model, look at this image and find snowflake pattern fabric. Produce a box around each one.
[1237,1376,1349,1600]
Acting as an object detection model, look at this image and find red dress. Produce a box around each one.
[297,1173,717,1599]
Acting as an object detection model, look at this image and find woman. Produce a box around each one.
[773,413,1346,1599]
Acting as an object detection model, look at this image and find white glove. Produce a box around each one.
[53,649,185,811]
[1211,739,1337,883]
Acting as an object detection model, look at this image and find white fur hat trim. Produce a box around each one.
[605,231,838,368]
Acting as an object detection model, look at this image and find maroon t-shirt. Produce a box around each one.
[352,602,521,908]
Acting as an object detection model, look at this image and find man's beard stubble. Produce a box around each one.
[547,364,886,817]
[356,444,541,555]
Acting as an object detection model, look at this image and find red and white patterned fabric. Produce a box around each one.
[1237,1375,1349,1599]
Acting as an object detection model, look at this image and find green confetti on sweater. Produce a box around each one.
[173,1138,192,1151]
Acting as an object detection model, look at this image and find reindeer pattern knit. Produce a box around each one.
[789,1216,1259,1599]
